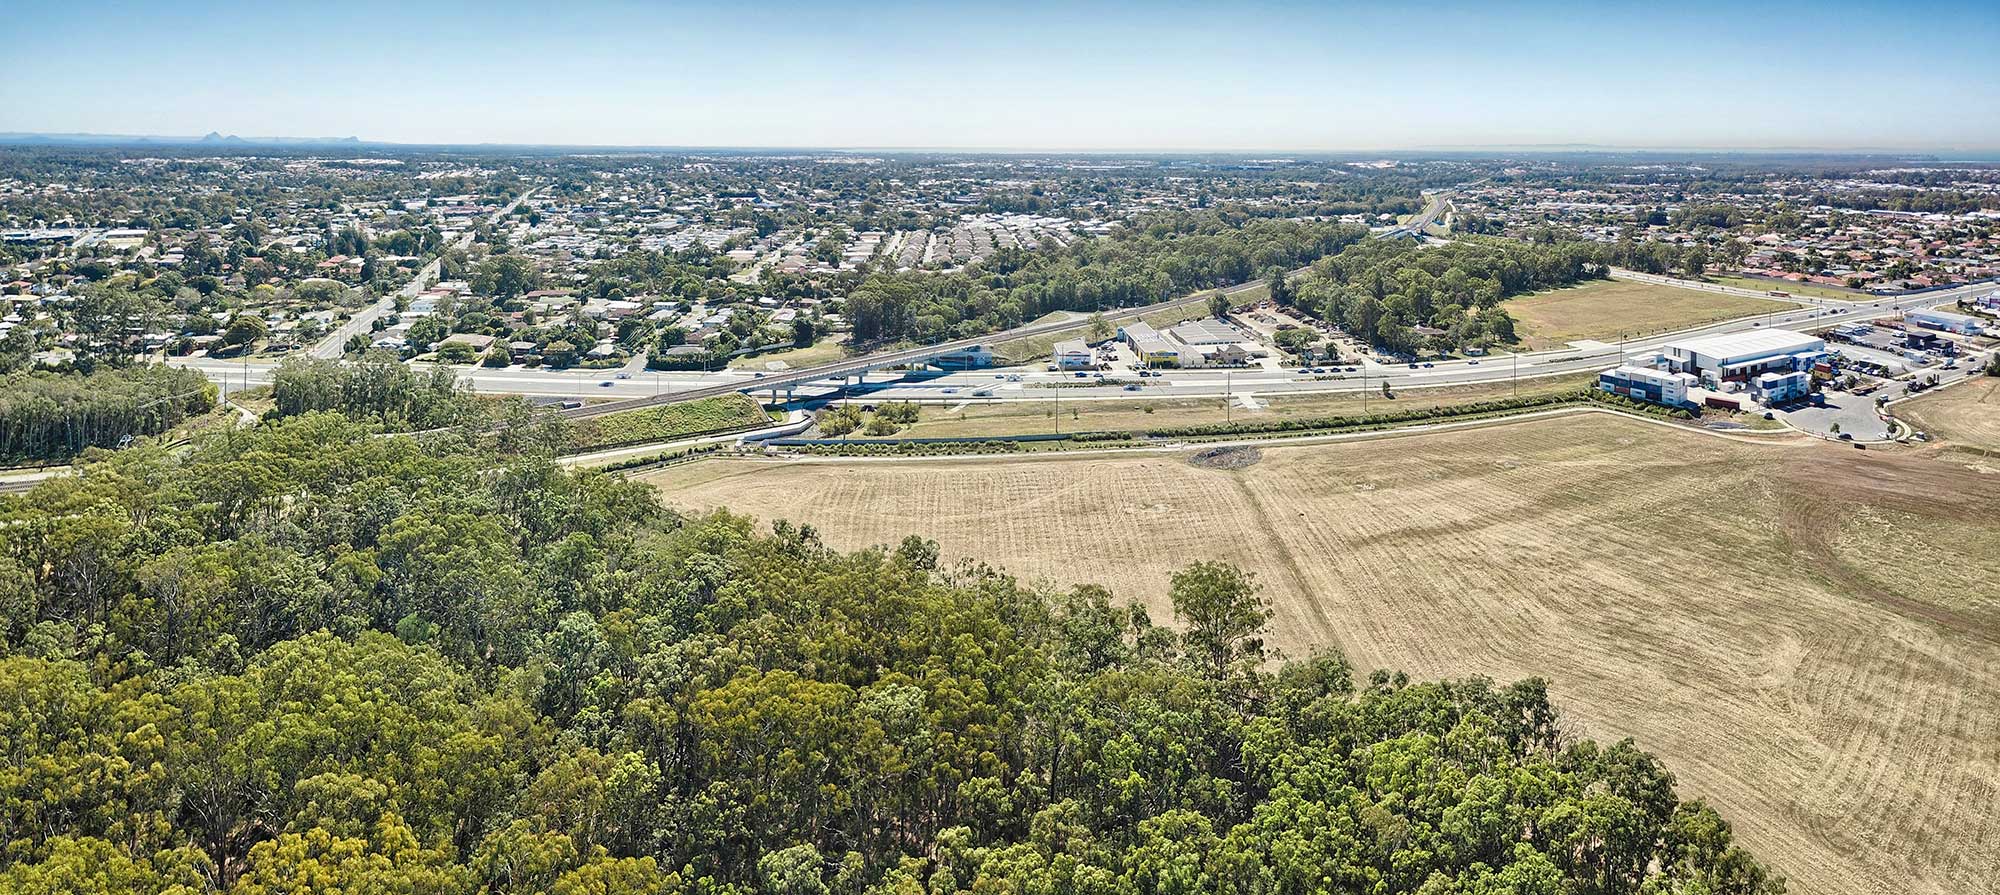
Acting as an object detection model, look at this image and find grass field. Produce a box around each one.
[1711,274,1874,302]
[1897,375,2000,453]
[641,415,2000,895]
[727,337,850,370]
[881,373,1592,439]
[990,284,1269,362]
[563,394,772,452]
[1505,280,1792,351]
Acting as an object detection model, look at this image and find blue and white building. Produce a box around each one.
[1752,370,1811,404]
[1906,308,1984,335]
[1598,365,1698,408]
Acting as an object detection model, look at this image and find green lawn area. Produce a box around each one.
[1504,280,1794,352]
[1709,275,1875,302]
[727,337,850,370]
[989,284,1270,363]
[880,372,1592,439]
[564,394,774,453]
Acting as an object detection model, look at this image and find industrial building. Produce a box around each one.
[1598,365,1698,407]
[1660,329,1826,386]
[1906,308,1984,335]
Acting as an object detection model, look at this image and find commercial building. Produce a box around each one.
[1118,322,1182,367]
[1166,318,1245,346]
[1052,339,1095,369]
[1598,365,1697,408]
[1906,308,1984,335]
[1661,329,1826,386]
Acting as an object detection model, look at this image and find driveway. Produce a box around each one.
[1777,390,1890,442]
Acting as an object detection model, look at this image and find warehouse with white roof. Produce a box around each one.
[1660,329,1826,386]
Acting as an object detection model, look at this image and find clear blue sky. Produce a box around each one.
[6,0,1997,151]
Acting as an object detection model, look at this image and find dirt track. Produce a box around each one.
[641,415,2000,895]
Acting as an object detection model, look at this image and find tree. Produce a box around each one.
[222,314,267,349]
[1168,561,1272,678]
[1266,266,1295,307]
[435,341,478,364]
[1087,313,1114,344]
[1208,294,1232,320]
[471,255,543,299]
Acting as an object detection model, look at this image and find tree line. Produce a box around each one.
[0,409,1783,894]
[843,214,1373,345]
[0,364,214,461]
[1291,236,1606,355]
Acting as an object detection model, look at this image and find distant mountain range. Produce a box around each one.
[0,131,366,147]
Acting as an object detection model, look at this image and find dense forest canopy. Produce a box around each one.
[0,411,1782,894]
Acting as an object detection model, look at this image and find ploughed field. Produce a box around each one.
[641,413,2000,895]
[1503,279,1793,350]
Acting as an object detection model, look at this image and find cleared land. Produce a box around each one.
[643,414,2000,895]
[881,373,1592,439]
[1505,279,1792,351]
[1897,376,2000,453]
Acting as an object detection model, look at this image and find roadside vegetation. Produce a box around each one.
[0,364,214,463]
[0,413,1781,894]
[563,394,772,453]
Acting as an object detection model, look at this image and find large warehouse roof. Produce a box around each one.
[1668,328,1823,362]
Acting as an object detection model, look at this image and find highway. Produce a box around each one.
[172,272,1986,411]
[1380,190,1451,239]
[308,189,539,359]
[555,273,1279,420]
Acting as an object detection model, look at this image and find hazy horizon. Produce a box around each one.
[6,0,1998,153]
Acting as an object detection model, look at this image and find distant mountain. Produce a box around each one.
[0,131,366,147]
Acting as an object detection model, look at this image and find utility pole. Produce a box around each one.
[1363,362,1369,414]
[1512,351,1519,397]
[1053,373,1060,436]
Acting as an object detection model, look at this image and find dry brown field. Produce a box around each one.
[1897,375,2000,454]
[640,412,2000,895]
[1505,279,1793,350]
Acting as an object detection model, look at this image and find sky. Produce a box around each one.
[6,0,1999,152]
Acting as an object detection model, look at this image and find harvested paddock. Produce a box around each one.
[1505,279,1792,350]
[1897,375,2000,454]
[641,415,2000,895]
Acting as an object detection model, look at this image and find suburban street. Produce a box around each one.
[307,189,539,359]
